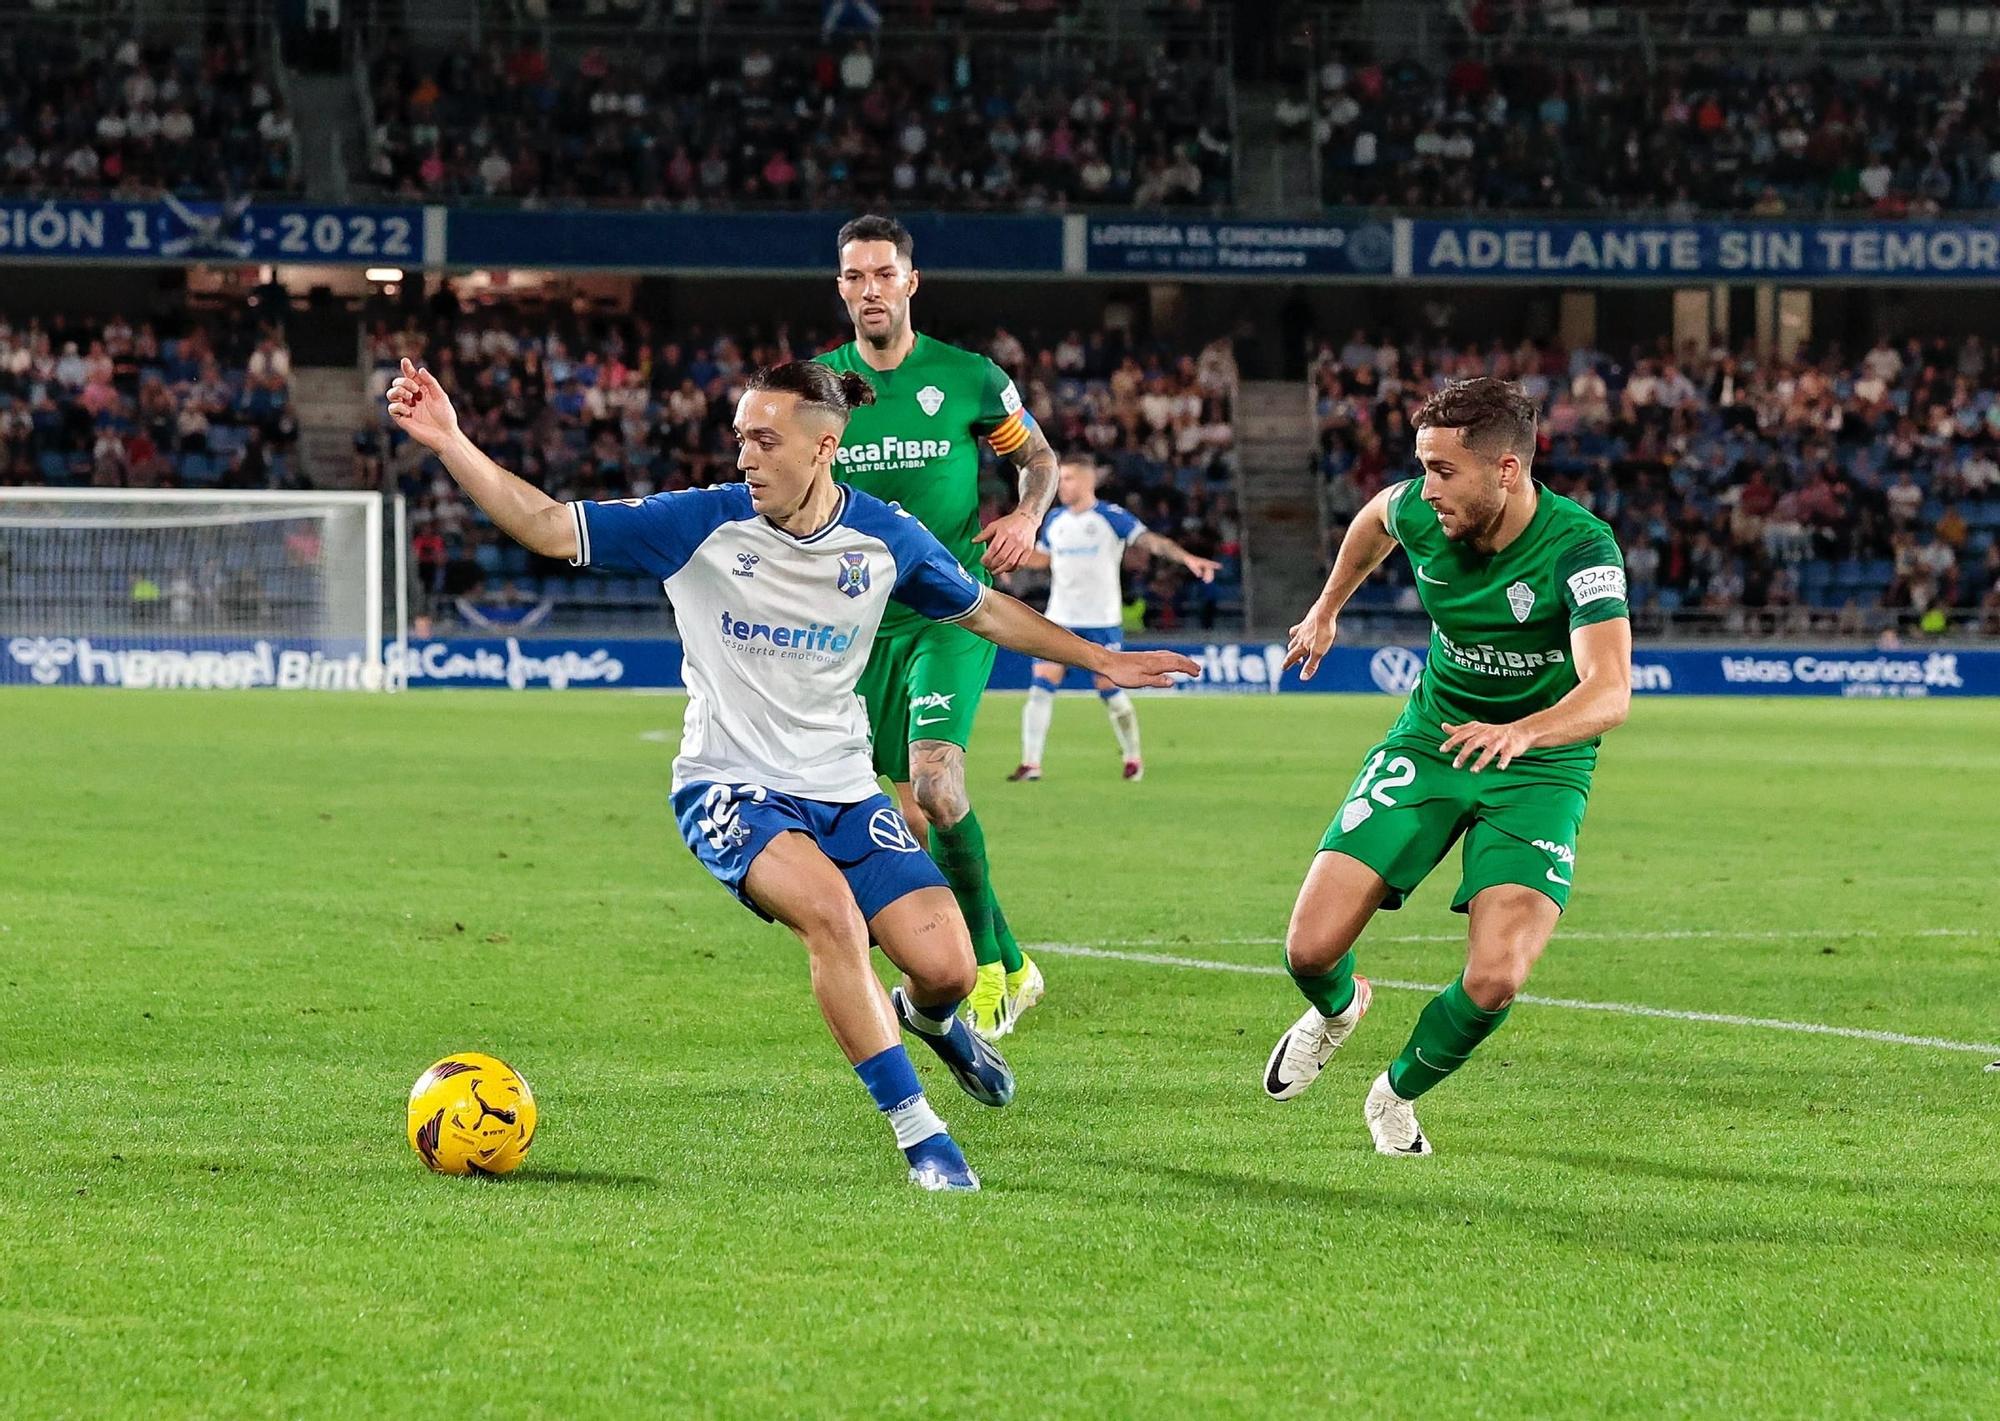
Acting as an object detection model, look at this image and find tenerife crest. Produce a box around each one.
[1505,580,1536,623]
[916,384,945,417]
[836,551,871,598]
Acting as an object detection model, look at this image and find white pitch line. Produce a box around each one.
[1091,927,1989,948]
[1028,943,2000,1057]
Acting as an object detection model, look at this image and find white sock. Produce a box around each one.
[1022,683,1054,765]
[902,998,956,1035]
[1104,689,1141,760]
[886,1093,948,1149]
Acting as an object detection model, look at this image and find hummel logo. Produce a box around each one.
[1414,566,1448,586]
[733,552,759,578]
[1546,868,1571,886]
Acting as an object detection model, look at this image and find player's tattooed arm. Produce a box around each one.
[974,421,1060,573]
[1133,529,1221,583]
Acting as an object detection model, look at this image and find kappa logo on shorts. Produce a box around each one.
[867,808,923,853]
[1339,799,1373,832]
[836,550,871,598]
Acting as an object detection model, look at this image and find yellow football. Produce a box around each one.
[407,1052,538,1176]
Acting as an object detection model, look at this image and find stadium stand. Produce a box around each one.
[1305,50,2000,215]
[1313,333,2000,636]
[363,311,1242,630]
[0,311,296,489]
[359,26,1232,209]
[0,27,298,198]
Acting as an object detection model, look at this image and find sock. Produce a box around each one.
[931,810,1002,968]
[1386,975,1512,1100]
[900,994,961,1036]
[1288,948,1358,1019]
[1022,683,1054,765]
[992,902,1025,976]
[854,1044,947,1148]
[1102,688,1141,761]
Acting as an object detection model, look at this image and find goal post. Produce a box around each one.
[0,488,409,691]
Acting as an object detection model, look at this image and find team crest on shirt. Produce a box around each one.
[836,550,871,597]
[916,384,945,417]
[1506,580,1536,623]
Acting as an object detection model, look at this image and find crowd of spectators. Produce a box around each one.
[0,29,297,199]
[363,301,1241,629]
[0,311,296,490]
[363,33,1231,210]
[1314,330,2000,635]
[1297,50,2000,216]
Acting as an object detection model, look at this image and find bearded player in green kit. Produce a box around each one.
[1262,377,1632,1156]
[818,215,1058,1041]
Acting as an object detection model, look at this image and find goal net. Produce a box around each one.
[0,489,407,691]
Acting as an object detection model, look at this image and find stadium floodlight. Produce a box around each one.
[0,488,408,691]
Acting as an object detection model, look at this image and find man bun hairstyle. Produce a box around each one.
[836,213,915,264]
[746,361,877,420]
[1413,376,1538,463]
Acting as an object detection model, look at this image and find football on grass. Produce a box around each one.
[407,1052,538,1176]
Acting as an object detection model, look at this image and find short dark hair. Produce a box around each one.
[1413,377,1538,463]
[745,361,877,421]
[836,213,915,264]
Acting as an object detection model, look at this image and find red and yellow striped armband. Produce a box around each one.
[984,407,1036,457]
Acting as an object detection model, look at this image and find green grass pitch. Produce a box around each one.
[3,688,1996,1419]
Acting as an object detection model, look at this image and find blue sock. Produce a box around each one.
[854,1044,947,1148]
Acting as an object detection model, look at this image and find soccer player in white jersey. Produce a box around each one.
[387,357,1194,1192]
[1009,456,1219,782]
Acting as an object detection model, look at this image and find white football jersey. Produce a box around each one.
[1038,499,1144,629]
[571,484,984,802]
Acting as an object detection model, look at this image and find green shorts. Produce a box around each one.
[1317,734,1590,913]
[855,619,997,782]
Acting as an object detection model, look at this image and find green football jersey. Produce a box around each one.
[1385,479,1629,773]
[816,334,1029,635]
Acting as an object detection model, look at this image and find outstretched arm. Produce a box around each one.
[1134,528,1222,583]
[1283,485,1399,678]
[959,589,1195,688]
[387,358,577,560]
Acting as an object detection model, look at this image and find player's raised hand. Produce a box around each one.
[386,357,460,453]
[1102,648,1199,689]
[973,508,1039,573]
[1283,606,1338,679]
[1181,553,1222,584]
[1440,720,1536,773]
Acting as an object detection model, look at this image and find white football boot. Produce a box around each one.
[1262,977,1372,1101]
[1364,1071,1432,1156]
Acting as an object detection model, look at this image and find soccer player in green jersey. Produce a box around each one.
[1261,377,1632,1156]
[817,214,1061,1041]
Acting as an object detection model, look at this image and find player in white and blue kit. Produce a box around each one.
[1011,457,1220,782]
[388,357,1193,1192]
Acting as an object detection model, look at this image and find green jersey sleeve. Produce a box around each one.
[1383,479,1422,543]
[1556,534,1630,629]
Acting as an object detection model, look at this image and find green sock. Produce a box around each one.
[991,902,1026,976]
[1386,976,1511,1100]
[1288,949,1357,1019]
[931,811,1002,969]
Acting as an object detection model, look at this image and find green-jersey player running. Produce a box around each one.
[1262,377,1632,1156]
[817,214,1060,1041]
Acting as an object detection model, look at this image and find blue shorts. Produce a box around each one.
[1034,625,1122,686]
[671,782,948,922]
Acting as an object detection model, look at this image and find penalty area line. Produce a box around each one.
[1028,943,2000,1058]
